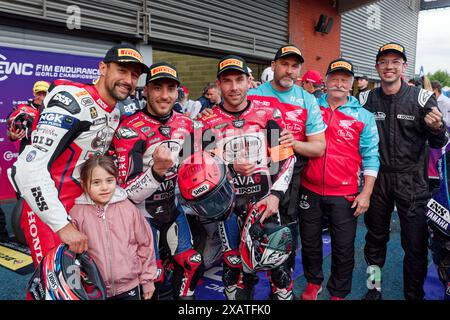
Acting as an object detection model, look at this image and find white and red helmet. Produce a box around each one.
[27,244,106,300]
[8,104,40,139]
[240,202,293,273]
[178,151,235,222]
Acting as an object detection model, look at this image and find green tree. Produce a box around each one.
[428,70,450,87]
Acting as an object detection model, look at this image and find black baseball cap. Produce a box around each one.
[376,42,407,62]
[103,44,149,73]
[326,58,354,76]
[217,55,249,77]
[146,62,180,85]
[356,75,369,81]
[274,44,304,63]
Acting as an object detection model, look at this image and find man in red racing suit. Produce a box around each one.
[7,44,149,266]
[111,62,203,300]
[198,55,295,300]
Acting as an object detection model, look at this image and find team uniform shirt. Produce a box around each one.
[301,94,380,196]
[248,82,326,142]
[112,109,196,225]
[8,80,121,232]
[198,100,295,205]
[248,82,326,217]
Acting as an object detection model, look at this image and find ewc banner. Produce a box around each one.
[0,46,101,200]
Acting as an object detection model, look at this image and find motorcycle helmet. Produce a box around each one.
[27,244,106,300]
[240,202,293,273]
[261,67,274,83]
[178,151,235,222]
[7,105,39,139]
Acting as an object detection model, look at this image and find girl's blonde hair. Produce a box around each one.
[79,155,118,191]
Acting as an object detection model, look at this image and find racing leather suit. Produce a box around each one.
[359,82,449,300]
[199,100,295,300]
[111,109,202,299]
[8,80,121,265]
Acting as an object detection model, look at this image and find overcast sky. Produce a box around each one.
[416,7,450,75]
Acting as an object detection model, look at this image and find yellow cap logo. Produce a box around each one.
[219,59,243,70]
[118,49,144,63]
[150,66,177,77]
[330,61,352,71]
[281,46,302,56]
[380,43,404,53]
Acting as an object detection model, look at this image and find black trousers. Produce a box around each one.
[0,207,8,241]
[364,172,430,300]
[298,186,357,298]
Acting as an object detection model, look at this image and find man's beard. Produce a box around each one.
[108,82,131,101]
[278,77,294,89]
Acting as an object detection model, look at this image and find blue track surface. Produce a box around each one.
[0,202,445,300]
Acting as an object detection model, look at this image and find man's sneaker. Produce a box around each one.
[331,296,345,300]
[301,283,322,300]
[362,289,382,300]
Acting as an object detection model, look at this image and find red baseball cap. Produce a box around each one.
[181,85,189,95]
[300,70,323,85]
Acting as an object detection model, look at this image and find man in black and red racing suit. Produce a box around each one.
[111,62,203,300]
[198,55,295,300]
[7,44,149,266]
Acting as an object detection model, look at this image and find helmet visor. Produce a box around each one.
[181,177,235,221]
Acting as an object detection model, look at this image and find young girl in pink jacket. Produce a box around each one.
[69,155,157,300]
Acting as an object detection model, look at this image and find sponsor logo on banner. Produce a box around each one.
[0,53,33,82]
[0,46,102,200]
[3,151,18,161]
[0,52,100,82]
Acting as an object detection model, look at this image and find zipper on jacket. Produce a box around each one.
[322,108,335,196]
[100,207,116,297]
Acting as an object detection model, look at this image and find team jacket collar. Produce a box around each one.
[379,81,409,100]
[84,84,116,113]
[218,100,253,118]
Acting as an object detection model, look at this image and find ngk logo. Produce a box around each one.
[0,54,34,82]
